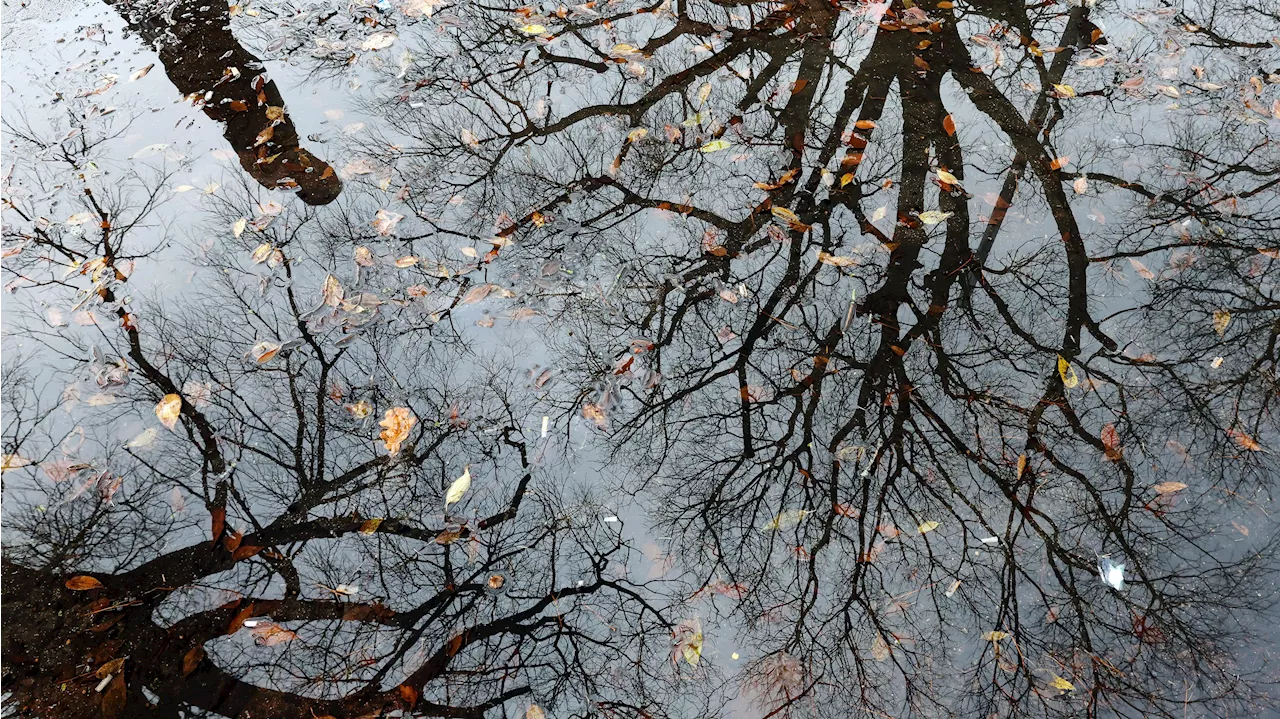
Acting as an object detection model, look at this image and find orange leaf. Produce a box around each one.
[942,114,956,136]
[232,544,263,561]
[211,507,226,543]
[65,575,103,591]
[1228,429,1262,451]
[379,407,417,456]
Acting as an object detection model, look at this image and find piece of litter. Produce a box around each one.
[541,415,549,437]
[603,515,619,523]
[944,579,961,597]
[979,536,999,545]
[1098,555,1125,590]
[95,675,113,692]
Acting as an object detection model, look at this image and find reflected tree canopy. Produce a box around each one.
[2,0,1278,717]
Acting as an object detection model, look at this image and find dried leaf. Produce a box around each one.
[445,465,472,506]
[1212,309,1231,336]
[1049,675,1075,691]
[1153,481,1187,495]
[1228,429,1262,452]
[700,139,731,153]
[182,645,205,677]
[155,394,182,430]
[379,407,416,456]
[65,575,103,590]
[942,114,956,136]
[360,518,383,535]
[917,520,941,534]
[918,210,952,225]
[760,509,809,531]
[982,630,1009,641]
[1129,258,1155,279]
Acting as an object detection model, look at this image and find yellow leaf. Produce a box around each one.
[378,407,416,456]
[918,210,952,225]
[1052,83,1076,97]
[2,454,33,472]
[699,139,731,153]
[1049,675,1075,691]
[917,520,941,534]
[681,631,703,666]
[840,172,854,187]
[517,24,547,34]
[936,169,960,186]
[526,706,547,719]
[771,207,801,223]
[359,518,383,535]
[265,106,284,121]
[155,393,182,431]
[251,244,273,264]
[1212,309,1230,336]
[982,630,1009,641]
[626,127,648,143]
[1057,355,1079,388]
[445,465,472,506]
[760,509,810,531]
[232,218,247,238]
[696,82,712,106]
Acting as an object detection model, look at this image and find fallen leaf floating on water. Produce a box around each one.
[1049,675,1075,691]
[1227,429,1262,451]
[1057,355,1079,388]
[944,579,961,597]
[445,465,472,506]
[982,630,1009,642]
[936,169,961,186]
[66,575,103,590]
[66,212,94,225]
[700,139,731,153]
[673,617,703,666]
[1153,481,1187,494]
[918,210,952,225]
[361,31,397,50]
[129,63,154,81]
[250,341,281,364]
[250,622,298,646]
[942,114,956,136]
[321,275,344,307]
[379,407,416,456]
[359,518,383,535]
[1,454,32,472]
[155,393,182,430]
[373,209,404,236]
[760,508,810,531]
[518,23,547,34]
[816,249,858,268]
[125,424,159,447]
[232,218,247,237]
[251,244,273,264]
[526,706,547,719]
[917,520,941,534]
[1212,309,1231,336]
[1052,83,1076,97]
[870,634,891,661]
[1129,257,1155,279]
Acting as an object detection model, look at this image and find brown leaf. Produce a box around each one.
[398,684,420,708]
[1232,521,1250,537]
[96,657,126,678]
[227,603,258,635]
[1228,429,1262,452]
[250,622,297,646]
[211,507,226,544]
[1153,481,1187,495]
[232,544,263,561]
[182,645,205,677]
[223,529,244,553]
[65,575,103,591]
[101,674,127,719]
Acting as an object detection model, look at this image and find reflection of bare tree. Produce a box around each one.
[296,0,1280,715]
[106,0,343,204]
[1,144,688,717]
[4,0,1280,717]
